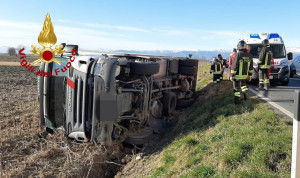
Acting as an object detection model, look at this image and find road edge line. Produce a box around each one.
[249,87,294,119]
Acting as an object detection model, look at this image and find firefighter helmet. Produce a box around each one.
[237,40,247,50]
[262,39,270,47]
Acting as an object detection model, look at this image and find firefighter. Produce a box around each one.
[258,39,272,90]
[217,54,226,80]
[230,40,253,104]
[210,57,222,83]
[228,48,237,79]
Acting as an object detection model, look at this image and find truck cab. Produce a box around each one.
[244,33,291,85]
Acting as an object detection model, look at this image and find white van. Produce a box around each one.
[244,33,292,85]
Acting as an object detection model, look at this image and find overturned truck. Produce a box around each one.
[38,45,199,146]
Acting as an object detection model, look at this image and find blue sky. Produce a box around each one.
[0,0,299,50]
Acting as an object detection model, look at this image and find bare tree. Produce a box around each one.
[8,47,16,56]
[16,44,25,55]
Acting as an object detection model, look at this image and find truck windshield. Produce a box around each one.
[248,44,286,59]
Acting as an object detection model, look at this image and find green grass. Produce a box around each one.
[147,61,292,178]
[196,60,213,91]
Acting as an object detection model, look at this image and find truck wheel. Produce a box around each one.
[176,98,194,108]
[179,59,199,67]
[178,66,197,75]
[124,128,153,145]
[130,62,160,75]
[163,92,177,115]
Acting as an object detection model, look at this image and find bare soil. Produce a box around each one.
[0,54,37,63]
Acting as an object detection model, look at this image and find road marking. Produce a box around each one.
[248,87,294,119]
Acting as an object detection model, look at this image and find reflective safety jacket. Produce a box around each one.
[231,50,253,80]
[258,46,272,69]
[211,61,222,74]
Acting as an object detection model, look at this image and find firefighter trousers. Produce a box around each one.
[259,69,269,88]
[233,79,248,101]
[213,74,221,83]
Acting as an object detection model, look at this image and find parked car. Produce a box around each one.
[38,44,199,146]
[290,56,300,78]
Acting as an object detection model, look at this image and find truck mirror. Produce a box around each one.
[288,52,293,60]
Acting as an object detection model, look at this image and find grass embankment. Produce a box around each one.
[148,61,292,177]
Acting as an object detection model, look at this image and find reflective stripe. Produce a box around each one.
[260,51,272,69]
[259,79,264,84]
[233,75,248,80]
[220,77,223,79]
[213,81,217,83]
[234,92,241,97]
[231,70,237,74]
[242,86,248,92]
[239,61,243,76]
[265,79,270,84]
[258,61,262,64]
[249,70,253,73]
[214,64,222,74]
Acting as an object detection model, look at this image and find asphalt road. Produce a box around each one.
[248,76,300,120]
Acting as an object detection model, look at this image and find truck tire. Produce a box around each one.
[178,66,197,75]
[163,92,177,115]
[124,128,153,145]
[179,59,199,67]
[130,62,160,75]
